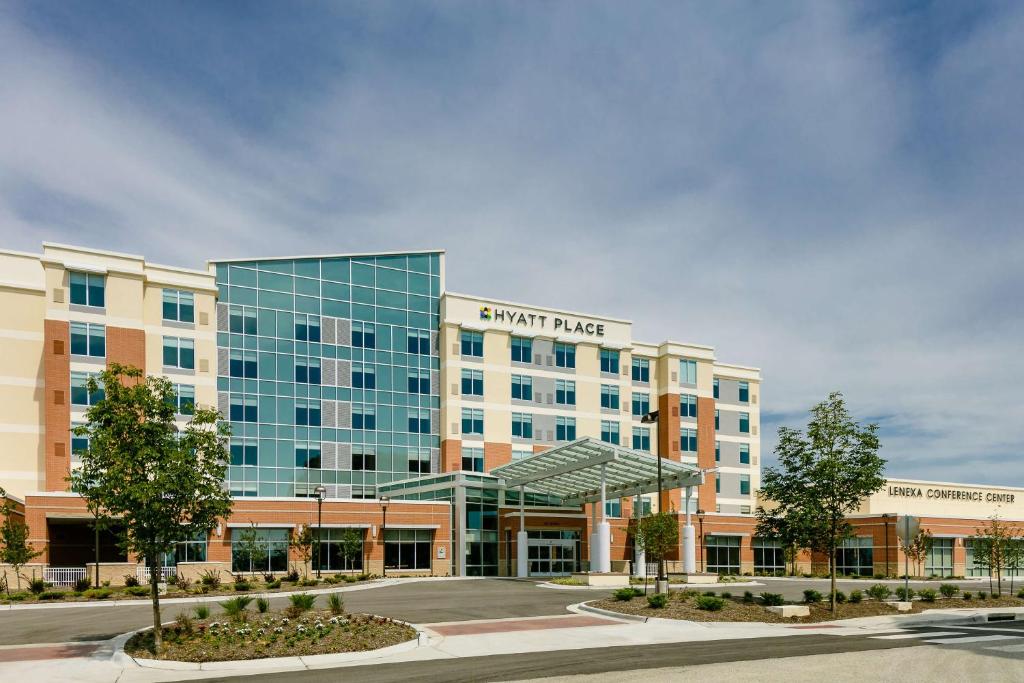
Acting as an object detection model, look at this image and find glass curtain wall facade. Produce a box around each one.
[214,253,442,499]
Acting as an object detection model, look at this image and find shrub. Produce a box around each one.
[233,582,251,592]
[29,577,46,594]
[123,574,140,587]
[266,579,281,589]
[220,595,254,620]
[1017,589,1024,599]
[263,573,276,583]
[193,604,210,619]
[256,597,270,613]
[867,584,892,601]
[803,589,823,604]
[895,587,915,601]
[84,588,112,600]
[328,593,344,615]
[38,590,66,600]
[742,591,755,604]
[344,575,358,584]
[356,573,372,581]
[677,588,699,600]
[963,591,973,600]
[978,591,988,600]
[696,595,726,611]
[7,592,30,601]
[125,585,149,597]
[74,576,92,592]
[849,590,863,604]
[289,592,317,613]
[720,591,733,600]
[285,569,300,583]
[940,584,960,599]
[646,593,668,609]
[919,588,938,603]
[830,590,847,604]
[199,570,221,588]
[299,578,319,587]
[614,587,638,602]
[760,592,785,606]
[704,590,717,596]
[174,613,194,634]
[173,575,192,591]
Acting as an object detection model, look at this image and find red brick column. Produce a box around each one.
[44,320,70,492]
[441,438,461,472]
[696,397,717,511]
[106,326,146,373]
[657,393,681,512]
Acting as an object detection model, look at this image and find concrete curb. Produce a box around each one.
[757,576,987,584]
[571,601,649,623]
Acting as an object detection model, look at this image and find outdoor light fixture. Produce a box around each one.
[314,485,327,579]
[696,508,706,573]
[379,496,390,577]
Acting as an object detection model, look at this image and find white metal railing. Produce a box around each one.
[137,565,177,583]
[45,567,87,587]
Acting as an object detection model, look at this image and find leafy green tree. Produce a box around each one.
[755,392,885,613]
[70,364,232,653]
[233,523,267,578]
[972,516,1019,597]
[900,529,932,578]
[0,487,41,592]
[291,525,316,577]
[341,528,364,571]
[636,512,678,589]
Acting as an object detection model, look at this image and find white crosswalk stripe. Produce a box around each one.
[924,634,1021,645]
[873,631,964,640]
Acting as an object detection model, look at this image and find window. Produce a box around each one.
[555,416,576,441]
[69,271,105,307]
[965,540,985,577]
[231,528,288,573]
[512,374,533,401]
[706,536,741,574]
[295,314,321,342]
[741,505,751,514]
[631,392,650,417]
[408,407,430,434]
[352,450,376,471]
[834,537,873,577]
[739,475,750,495]
[512,412,533,439]
[171,384,195,415]
[408,450,431,474]
[715,440,720,462]
[714,409,720,430]
[295,442,321,469]
[739,412,750,434]
[229,349,257,378]
[555,379,576,405]
[713,378,719,399]
[461,330,483,357]
[384,529,432,570]
[739,444,750,464]
[925,538,954,577]
[295,357,321,384]
[462,446,484,472]
[408,368,430,394]
[604,499,622,518]
[600,348,619,374]
[71,422,89,459]
[162,289,194,323]
[681,428,697,452]
[352,321,375,348]
[511,336,532,363]
[163,336,195,369]
[600,384,620,409]
[715,475,720,494]
[229,306,257,335]
[353,405,376,430]
[462,408,483,435]
[229,395,257,422]
[295,399,321,426]
[161,532,208,566]
[753,538,785,575]
[70,372,104,406]
[632,426,650,451]
[70,322,105,357]
[353,363,376,389]
[631,358,649,382]
[680,394,697,418]
[680,359,697,385]
[315,528,365,572]
[512,449,532,462]
[230,439,257,466]
[407,330,430,354]
[554,343,575,368]
[600,420,620,444]
[461,369,483,396]
[738,381,750,403]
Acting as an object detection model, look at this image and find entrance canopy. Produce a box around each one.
[491,437,704,506]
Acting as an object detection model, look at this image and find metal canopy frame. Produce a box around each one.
[491,437,704,506]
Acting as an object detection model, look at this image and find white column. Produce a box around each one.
[596,464,611,573]
[516,485,529,577]
[589,497,597,571]
[633,494,646,577]
[682,485,696,574]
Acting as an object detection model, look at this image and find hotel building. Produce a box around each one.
[0,242,1019,585]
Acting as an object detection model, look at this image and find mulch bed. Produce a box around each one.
[125,608,416,662]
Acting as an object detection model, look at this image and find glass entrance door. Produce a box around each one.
[526,530,580,576]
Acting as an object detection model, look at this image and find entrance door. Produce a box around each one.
[526,530,580,576]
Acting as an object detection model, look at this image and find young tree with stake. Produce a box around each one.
[0,487,42,592]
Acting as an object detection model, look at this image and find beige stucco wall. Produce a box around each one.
[859,479,1024,519]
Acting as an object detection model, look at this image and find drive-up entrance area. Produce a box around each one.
[379,438,705,577]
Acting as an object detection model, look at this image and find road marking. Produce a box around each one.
[874,631,963,640]
[924,635,1022,644]
[985,643,1024,653]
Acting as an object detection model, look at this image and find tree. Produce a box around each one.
[291,525,316,577]
[0,487,41,592]
[972,516,1019,597]
[233,523,266,579]
[1006,537,1024,595]
[341,528,363,571]
[755,392,885,614]
[70,364,232,653]
[636,512,678,589]
[900,529,932,578]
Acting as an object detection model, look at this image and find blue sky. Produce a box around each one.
[2,2,1022,485]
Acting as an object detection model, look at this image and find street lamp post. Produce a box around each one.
[379,496,390,578]
[640,410,669,592]
[314,485,326,579]
[697,509,706,573]
[881,513,891,578]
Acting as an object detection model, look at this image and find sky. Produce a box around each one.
[1,1,1022,486]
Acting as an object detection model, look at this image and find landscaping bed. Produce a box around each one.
[124,595,416,662]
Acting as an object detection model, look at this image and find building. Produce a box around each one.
[0,241,1018,587]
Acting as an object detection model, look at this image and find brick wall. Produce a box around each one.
[43,320,70,492]
[106,326,146,374]
[696,396,717,511]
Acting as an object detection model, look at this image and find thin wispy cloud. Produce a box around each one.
[1,1,1022,484]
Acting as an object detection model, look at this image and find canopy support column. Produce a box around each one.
[633,494,646,577]
[517,484,528,577]
[683,485,696,574]
[595,463,611,573]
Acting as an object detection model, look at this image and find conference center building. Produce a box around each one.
[0,242,1019,586]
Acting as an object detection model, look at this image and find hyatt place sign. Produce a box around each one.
[479,306,605,337]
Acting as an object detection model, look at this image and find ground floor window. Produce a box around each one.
[385,529,432,570]
[925,538,954,577]
[161,531,208,566]
[753,537,785,575]
[706,535,740,574]
[231,528,289,573]
[315,528,365,572]
[835,537,873,576]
